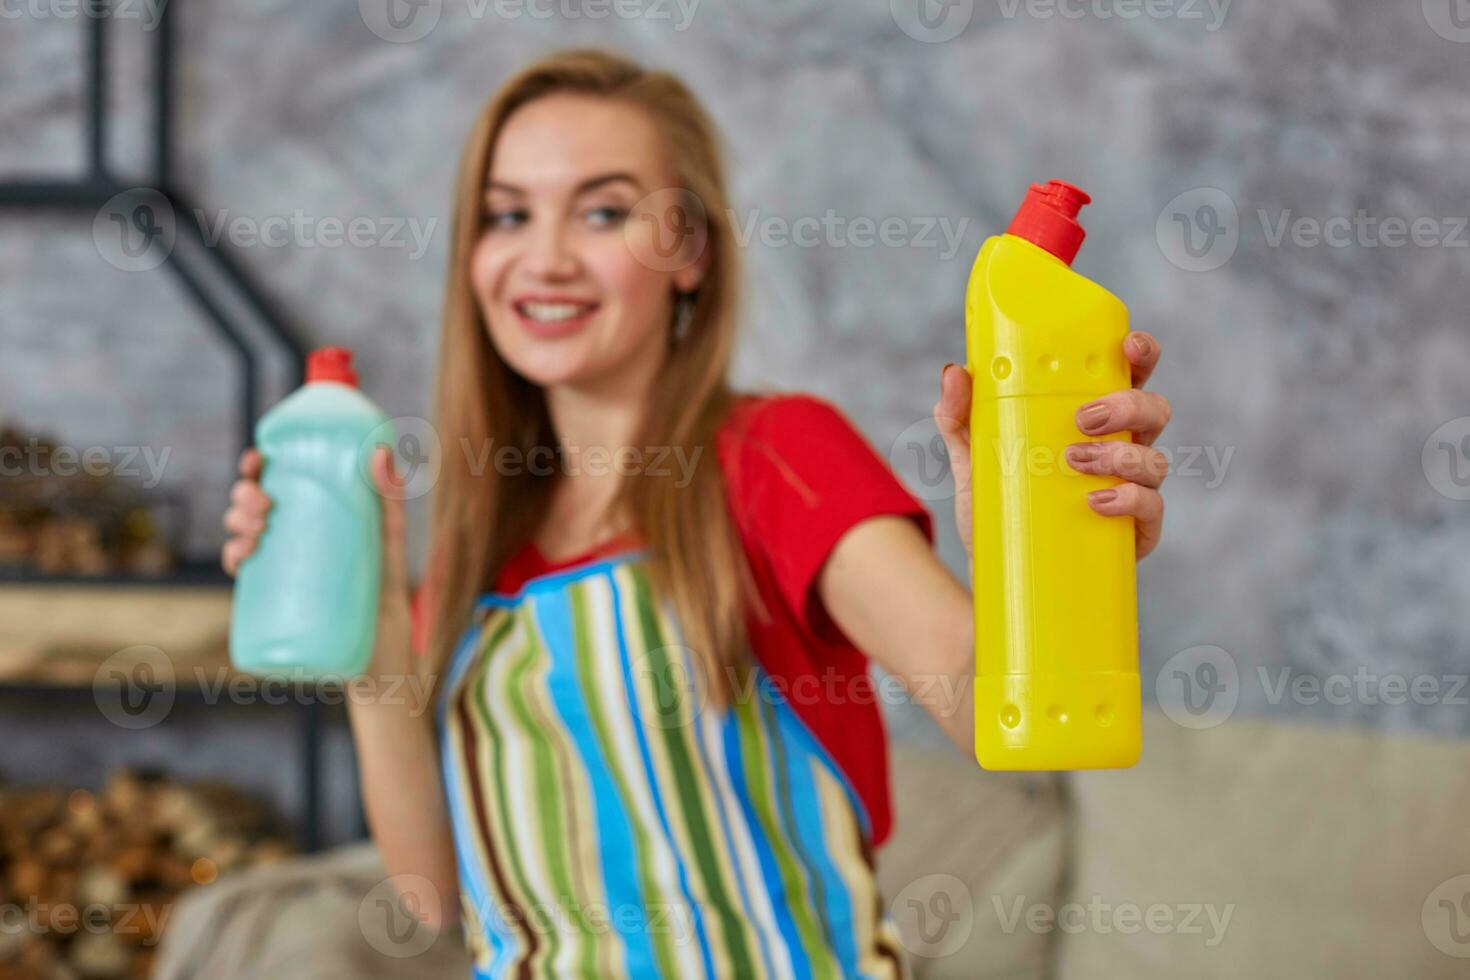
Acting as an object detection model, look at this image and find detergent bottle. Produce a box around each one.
[229,347,392,680]
[966,180,1140,770]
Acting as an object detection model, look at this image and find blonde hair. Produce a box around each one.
[426,48,754,700]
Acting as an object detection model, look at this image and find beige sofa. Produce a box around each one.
[154,710,1470,978]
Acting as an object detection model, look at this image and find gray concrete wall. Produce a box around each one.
[3,1,1469,828]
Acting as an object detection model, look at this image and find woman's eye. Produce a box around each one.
[484,208,527,230]
[583,205,629,228]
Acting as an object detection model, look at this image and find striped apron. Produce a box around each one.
[436,549,909,979]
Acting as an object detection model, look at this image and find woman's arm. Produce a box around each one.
[817,331,1170,755]
[819,514,975,750]
[350,448,460,931]
[347,688,460,931]
[226,447,459,926]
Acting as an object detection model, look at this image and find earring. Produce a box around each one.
[671,291,696,345]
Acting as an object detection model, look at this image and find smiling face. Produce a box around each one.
[471,93,706,392]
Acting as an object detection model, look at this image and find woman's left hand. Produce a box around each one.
[934,330,1171,561]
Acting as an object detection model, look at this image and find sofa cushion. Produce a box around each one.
[152,843,469,980]
[877,740,1066,980]
[156,745,1065,980]
[1057,709,1470,980]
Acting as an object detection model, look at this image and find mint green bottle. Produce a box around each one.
[229,347,392,680]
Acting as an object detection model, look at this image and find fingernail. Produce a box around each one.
[1131,335,1152,358]
[1066,444,1101,467]
[1078,402,1111,432]
[1089,489,1118,506]
[942,362,956,379]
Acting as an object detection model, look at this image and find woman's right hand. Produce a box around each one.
[220,447,271,578]
[221,446,416,683]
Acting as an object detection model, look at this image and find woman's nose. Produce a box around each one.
[523,222,579,280]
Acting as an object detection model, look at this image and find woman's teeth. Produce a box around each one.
[517,301,595,323]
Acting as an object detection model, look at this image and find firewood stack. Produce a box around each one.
[0,770,294,980]
[0,425,177,579]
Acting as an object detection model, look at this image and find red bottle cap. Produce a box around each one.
[306,347,358,387]
[1005,180,1092,266]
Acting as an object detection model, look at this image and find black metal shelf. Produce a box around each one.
[0,560,231,588]
[0,1,348,852]
[0,0,308,589]
[0,681,340,852]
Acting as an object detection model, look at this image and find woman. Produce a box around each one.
[222,48,1171,979]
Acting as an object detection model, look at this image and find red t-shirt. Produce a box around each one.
[414,392,935,847]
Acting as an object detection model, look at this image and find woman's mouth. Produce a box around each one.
[513,298,601,338]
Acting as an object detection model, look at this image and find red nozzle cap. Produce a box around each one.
[1005,180,1092,266]
[306,347,358,386]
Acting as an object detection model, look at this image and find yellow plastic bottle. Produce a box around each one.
[966,180,1140,770]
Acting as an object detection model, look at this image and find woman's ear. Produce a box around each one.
[672,245,709,294]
